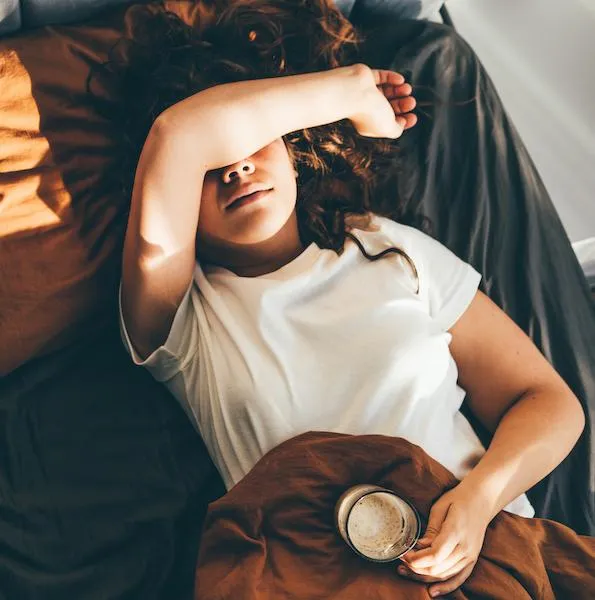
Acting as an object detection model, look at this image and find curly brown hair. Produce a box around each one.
[87,0,428,288]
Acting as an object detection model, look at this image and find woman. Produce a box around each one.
[103,0,585,596]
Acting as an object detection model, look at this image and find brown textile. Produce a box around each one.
[0,1,213,375]
[194,432,595,599]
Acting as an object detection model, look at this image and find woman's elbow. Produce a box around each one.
[560,387,586,444]
[573,396,587,438]
[527,380,586,447]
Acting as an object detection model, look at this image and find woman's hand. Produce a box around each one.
[348,65,417,139]
[396,484,492,597]
[374,68,418,131]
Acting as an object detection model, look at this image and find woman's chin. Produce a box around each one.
[229,208,295,245]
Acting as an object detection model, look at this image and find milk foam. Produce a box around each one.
[346,492,415,560]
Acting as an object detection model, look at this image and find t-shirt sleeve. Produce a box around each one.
[118,280,200,382]
[382,219,482,331]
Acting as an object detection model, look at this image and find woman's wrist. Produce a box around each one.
[342,63,377,117]
[456,470,504,523]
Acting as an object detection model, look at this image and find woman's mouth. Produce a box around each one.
[226,188,273,211]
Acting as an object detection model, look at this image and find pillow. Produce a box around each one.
[0,1,212,375]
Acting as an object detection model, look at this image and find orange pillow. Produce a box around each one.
[0,1,213,375]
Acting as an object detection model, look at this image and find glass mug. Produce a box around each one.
[335,484,422,562]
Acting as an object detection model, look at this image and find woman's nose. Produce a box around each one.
[222,159,255,183]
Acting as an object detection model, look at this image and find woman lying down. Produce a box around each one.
[104,0,591,597]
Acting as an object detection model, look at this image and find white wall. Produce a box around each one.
[446,0,595,243]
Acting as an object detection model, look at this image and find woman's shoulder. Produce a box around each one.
[352,212,431,249]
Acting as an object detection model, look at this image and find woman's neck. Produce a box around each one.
[200,212,306,278]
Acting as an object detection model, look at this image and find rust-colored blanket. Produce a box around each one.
[194,432,595,599]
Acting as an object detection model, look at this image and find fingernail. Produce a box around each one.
[430,590,440,598]
[398,566,407,575]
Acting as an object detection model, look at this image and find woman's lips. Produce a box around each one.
[226,189,272,211]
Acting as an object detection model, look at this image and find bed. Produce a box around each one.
[0,1,593,598]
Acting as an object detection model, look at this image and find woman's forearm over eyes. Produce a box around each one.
[156,64,369,172]
[130,65,368,261]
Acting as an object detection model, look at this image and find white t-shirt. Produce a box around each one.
[119,214,534,518]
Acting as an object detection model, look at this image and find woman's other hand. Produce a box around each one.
[396,484,492,597]
[373,69,418,131]
[348,65,417,138]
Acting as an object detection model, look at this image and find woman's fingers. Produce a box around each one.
[428,562,476,598]
[372,69,406,87]
[374,69,417,132]
[428,556,472,582]
[404,503,461,573]
[398,558,475,592]
[398,564,441,583]
[389,95,416,115]
[360,68,417,135]
[405,527,459,571]
[380,82,413,98]
[395,113,417,130]
[391,96,417,131]
[402,112,418,129]
[402,546,466,580]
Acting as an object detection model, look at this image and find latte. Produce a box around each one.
[335,485,420,562]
